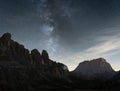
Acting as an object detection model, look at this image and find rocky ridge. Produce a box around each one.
[73,58,116,78]
[0,33,119,90]
[0,33,69,77]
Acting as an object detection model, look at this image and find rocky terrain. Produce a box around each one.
[0,33,70,90]
[0,33,69,75]
[0,33,120,90]
[73,58,116,79]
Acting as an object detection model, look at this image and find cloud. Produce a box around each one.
[85,39,120,55]
[0,0,120,71]
[59,31,120,71]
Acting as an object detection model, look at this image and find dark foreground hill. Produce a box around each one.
[0,33,120,90]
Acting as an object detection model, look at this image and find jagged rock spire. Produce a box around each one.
[1,32,11,39]
[0,33,11,46]
[0,33,69,80]
[31,49,41,64]
[42,50,49,60]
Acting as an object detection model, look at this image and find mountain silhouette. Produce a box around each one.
[73,58,116,79]
[0,33,68,75]
[0,33,70,90]
[0,33,119,90]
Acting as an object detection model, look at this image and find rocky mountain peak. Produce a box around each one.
[1,33,11,40]
[92,58,106,63]
[42,50,49,59]
[0,33,68,77]
[73,58,115,78]
[31,49,41,56]
[0,33,11,46]
[31,49,41,64]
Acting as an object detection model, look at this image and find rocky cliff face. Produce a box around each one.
[0,33,69,77]
[0,33,70,90]
[0,33,119,90]
[73,58,116,78]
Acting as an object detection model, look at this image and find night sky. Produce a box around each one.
[0,0,120,71]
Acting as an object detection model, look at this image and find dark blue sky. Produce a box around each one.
[0,0,120,70]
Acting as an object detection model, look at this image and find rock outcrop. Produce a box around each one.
[0,33,69,78]
[0,33,119,90]
[31,49,41,64]
[73,58,116,78]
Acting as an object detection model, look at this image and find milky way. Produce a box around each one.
[0,0,120,71]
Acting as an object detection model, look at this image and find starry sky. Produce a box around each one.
[0,0,120,71]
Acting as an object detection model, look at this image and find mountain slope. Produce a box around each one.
[0,33,68,74]
[73,58,116,78]
[0,33,70,90]
[0,33,119,90]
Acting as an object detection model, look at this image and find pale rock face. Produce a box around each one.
[73,58,115,77]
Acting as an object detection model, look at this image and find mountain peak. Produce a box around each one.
[0,33,68,77]
[92,58,106,62]
[0,33,12,46]
[1,33,11,39]
[73,58,115,78]
[42,49,49,60]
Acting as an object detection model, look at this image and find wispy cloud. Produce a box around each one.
[77,40,120,60]
[60,31,120,71]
